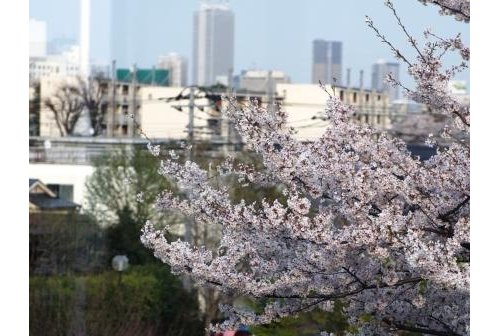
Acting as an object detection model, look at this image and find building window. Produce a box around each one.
[339,90,344,101]
[377,95,381,101]
[365,94,369,103]
[353,92,357,103]
[207,118,221,135]
[47,184,74,202]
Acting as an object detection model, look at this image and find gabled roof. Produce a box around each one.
[29,178,79,210]
[29,178,38,188]
[29,178,57,197]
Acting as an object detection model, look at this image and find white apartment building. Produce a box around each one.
[102,83,217,140]
[275,84,391,141]
[39,79,391,143]
[29,46,81,82]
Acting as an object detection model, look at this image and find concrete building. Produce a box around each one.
[30,18,47,58]
[157,53,188,87]
[29,46,81,82]
[100,80,219,139]
[239,70,291,93]
[39,72,218,139]
[193,2,234,86]
[137,86,216,140]
[312,40,342,86]
[275,84,391,141]
[371,59,400,101]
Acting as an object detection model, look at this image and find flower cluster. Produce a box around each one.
[141,1,469,334]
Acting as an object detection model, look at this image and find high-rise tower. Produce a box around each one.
[311,40,342,86]
[371,59,400,101]
[80,0,91,79]
[192,2,234,86]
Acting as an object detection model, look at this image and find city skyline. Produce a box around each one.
[29,0,470,89]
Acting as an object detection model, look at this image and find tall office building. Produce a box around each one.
[192,2,234,86]
[311,40,342,86]
[157,53,188,87]
[371,59,400,101]
[109,0,168,68]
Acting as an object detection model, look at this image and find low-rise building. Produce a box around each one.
[157,53,188,87]
[29,45,81,82]
[29,178,80,214]
[275,83,391,141]
[239,70,291,93]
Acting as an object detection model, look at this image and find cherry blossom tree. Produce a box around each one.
[141,0,470,334]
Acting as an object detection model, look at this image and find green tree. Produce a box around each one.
[85,144,289,332]
[85,146,178,265]
[30,266,205,336]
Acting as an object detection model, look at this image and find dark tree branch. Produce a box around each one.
[383,317,461,336]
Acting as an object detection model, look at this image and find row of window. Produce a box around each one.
[29,64,79,72]
[339,91,382,104]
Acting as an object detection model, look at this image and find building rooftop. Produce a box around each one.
[29,194,80,210]
[29,178,80,210]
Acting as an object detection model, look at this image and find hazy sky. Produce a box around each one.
[29,0,469,88]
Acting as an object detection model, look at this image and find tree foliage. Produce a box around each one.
[142,2,470,334]
[30,266,204,336]
[84,147,177,264]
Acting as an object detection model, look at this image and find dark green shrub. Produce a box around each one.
[30,265,204,336]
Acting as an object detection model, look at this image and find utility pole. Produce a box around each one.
[187,86,195,161]
[128,63,137,137]
[107,59,116,137]
[267,70,274,115]
[226,69,233,150]
[360,69,364,91]
[184,86,196,257]
[346,68,351,89]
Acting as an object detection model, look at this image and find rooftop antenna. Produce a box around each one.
[359,70,364,91]
[346,68,351,88]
